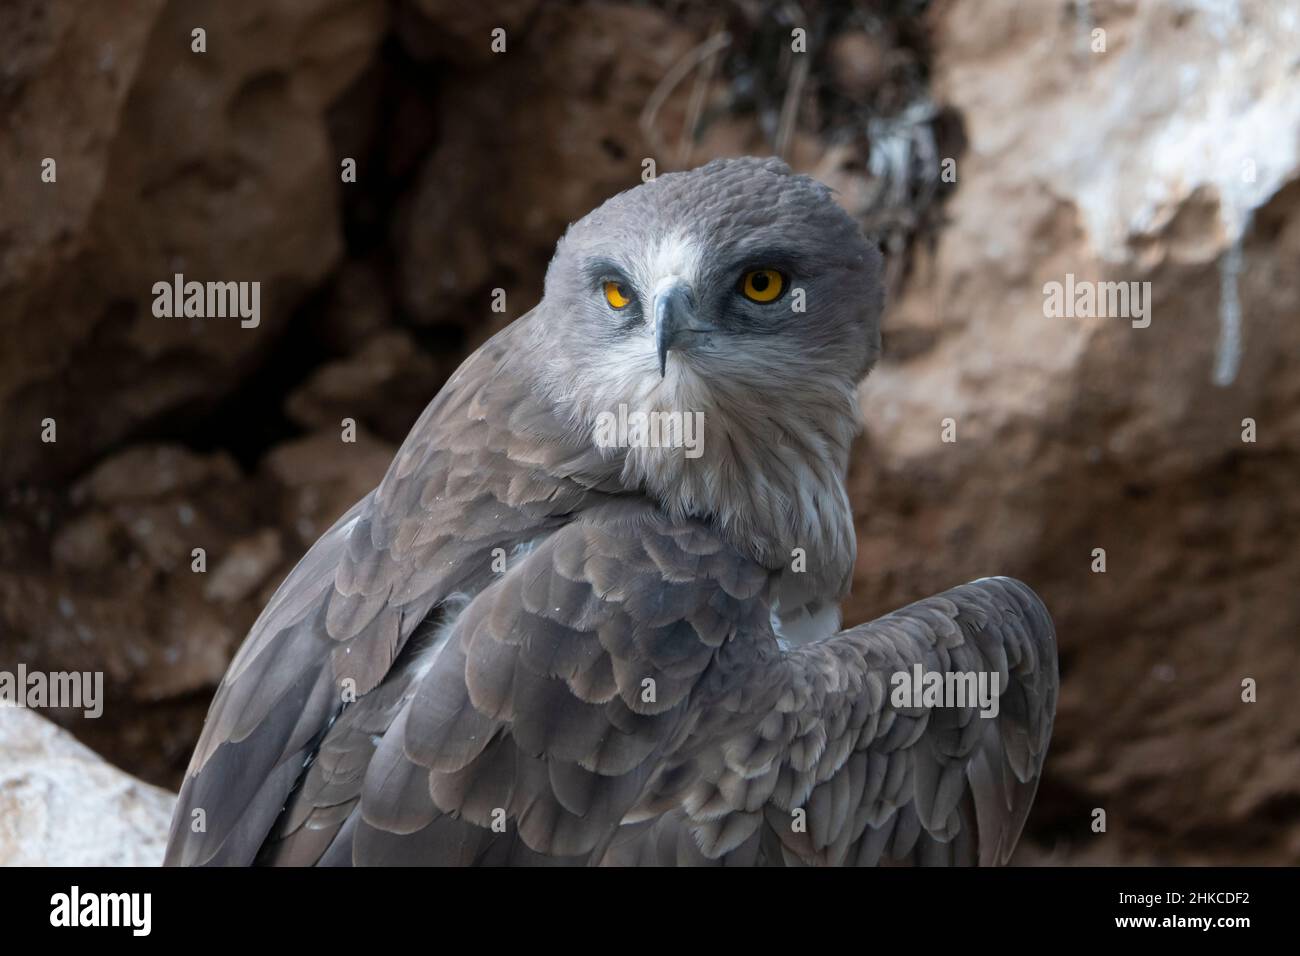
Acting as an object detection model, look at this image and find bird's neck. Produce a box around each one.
[645,371,861,602]
[526,338,861,604]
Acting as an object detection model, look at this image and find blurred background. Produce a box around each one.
[1,0,1298,864]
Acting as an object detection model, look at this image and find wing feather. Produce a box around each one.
[165,320,606,866]
[701,576,1057,867]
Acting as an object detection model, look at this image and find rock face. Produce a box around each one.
[0,709,175,866]
[1,0,1297,865]
[847,0,1300,863]
[393,2,695,337]
[0,0,388,485]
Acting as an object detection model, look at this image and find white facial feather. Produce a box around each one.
[632,231,703,295]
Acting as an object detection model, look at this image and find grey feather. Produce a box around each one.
[165,158,1056,868]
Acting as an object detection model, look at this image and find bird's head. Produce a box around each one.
[536,156,882,402]
[528,157,883,585]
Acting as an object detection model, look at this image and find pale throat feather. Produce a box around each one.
[661,369,855,567]
[540,333,861,606]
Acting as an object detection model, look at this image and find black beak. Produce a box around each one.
[654,279,696,378]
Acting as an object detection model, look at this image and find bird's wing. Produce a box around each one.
[163,495,374,866]
[259,502,775,865]
[165,323,602,866]
[603,577,1058,866]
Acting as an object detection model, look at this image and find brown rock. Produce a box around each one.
[316,261,393,353]
[263,427,396,550]
[827,30,890,99]
[50,512,119,570]
[399,0,540,65]
[285,330,446,442]
[0,0,388,485]
[73,445,240,506]
[0,443,268,736]
[395,2,697,331]
[847,0,1300,864]
[204,528,283,605]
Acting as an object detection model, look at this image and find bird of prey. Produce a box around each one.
[165,157,1057,867]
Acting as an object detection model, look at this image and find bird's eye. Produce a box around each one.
[603,280,632,310]
[739,268,785,303]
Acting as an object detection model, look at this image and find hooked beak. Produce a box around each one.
[653,277,697,378]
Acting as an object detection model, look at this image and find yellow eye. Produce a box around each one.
[740,269,784,303]
[604,280,632,309]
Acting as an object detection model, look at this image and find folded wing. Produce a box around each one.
[629,576,1058,866]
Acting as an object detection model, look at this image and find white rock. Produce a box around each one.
[0,709,175,866]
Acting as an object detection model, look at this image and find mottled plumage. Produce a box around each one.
[166,157,1057,867]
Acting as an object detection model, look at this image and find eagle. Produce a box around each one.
[165,157,1057,866]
